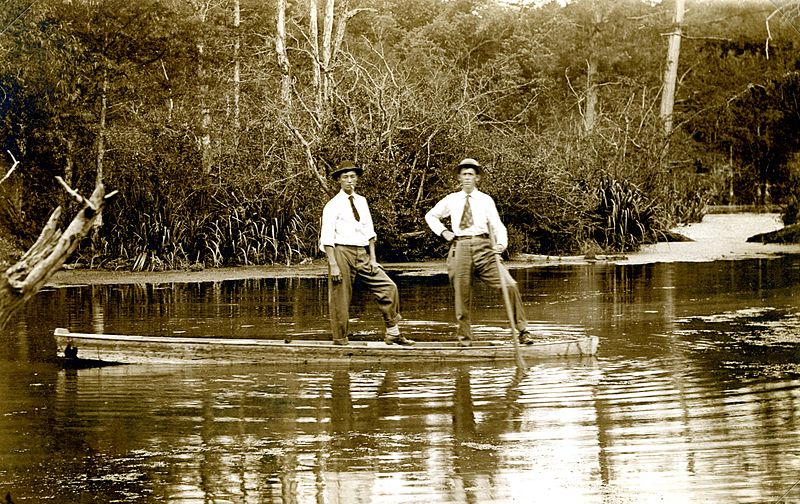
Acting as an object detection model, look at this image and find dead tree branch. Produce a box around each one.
[0,151,19,186]
[1,174,112,331]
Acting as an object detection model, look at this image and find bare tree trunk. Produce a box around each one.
[584,58,598,135]
[62,139,74,210]
[583,7,601,135]
[276,0,291,112]
[93,71,108,232]
[660,0,684,137]
[0,52,117,331]
[765,2,800,59]
[280,0,330,192]
[310,0,323,118]
[233,0,240,130]
[191,1,212,174]
[321,0,335,110]
[275,0,368,194]
[199,49,212,174]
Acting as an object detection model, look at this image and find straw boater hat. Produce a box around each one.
[330,160,363,179]
[455,158,482,174]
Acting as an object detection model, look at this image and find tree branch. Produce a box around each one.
[1,178,111,330]
[0,151,20,186]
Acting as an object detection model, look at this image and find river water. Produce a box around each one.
[2,257,800,503]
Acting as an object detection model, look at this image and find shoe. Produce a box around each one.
[457,338,472,347]
[385,334,415,346]
[332,338,349,346]
[518,330,534,345]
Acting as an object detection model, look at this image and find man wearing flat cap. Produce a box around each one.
[425,158,532,346]
[320,160,414,346]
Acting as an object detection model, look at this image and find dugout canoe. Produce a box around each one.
[53,327,599,366]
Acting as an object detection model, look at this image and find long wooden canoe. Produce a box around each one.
[53,327,599,365]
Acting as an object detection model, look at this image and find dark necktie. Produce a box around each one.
[459,194,473,229]
[349,195,361,222]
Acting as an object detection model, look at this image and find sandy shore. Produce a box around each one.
[624,212,800,264]
[46,213,800,286]
[519,212,800,266]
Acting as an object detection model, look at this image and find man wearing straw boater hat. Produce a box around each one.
[425,158,532,347]
[320,160,414,346]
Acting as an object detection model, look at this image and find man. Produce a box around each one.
[425,158,532,347]
[320,160,414,346]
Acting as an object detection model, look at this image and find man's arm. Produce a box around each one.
[319,200,337,252]
[321,200,342,281]
[324,245,341,282]
[486,197,508,253]
[367,238,384,270]
[425,196,455,241]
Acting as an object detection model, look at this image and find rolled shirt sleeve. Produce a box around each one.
[484,195,507,248]
[319,199,337,251]
[425,195,452,236]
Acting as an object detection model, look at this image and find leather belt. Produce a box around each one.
[454,233,489,241]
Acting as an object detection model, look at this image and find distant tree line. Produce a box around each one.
[0,0,798,269]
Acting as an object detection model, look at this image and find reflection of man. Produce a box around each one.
[425,158,532,347]
[320,160,414,346]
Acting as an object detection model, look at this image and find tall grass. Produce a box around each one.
[591,177,663,252]
[81,182,321,271]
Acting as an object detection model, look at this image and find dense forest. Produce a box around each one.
[0,0,799,270]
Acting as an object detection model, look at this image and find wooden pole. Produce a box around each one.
[488,227,526,369]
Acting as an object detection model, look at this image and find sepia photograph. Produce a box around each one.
[2,0,800,502]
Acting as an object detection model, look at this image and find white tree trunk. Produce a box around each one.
[233,0,240,130]
[276,0,291,111]
[321,0,335,109]
[584,58,598,135]
[93,71,108,232]
[660,0,684,137]
[190,1,212,174]
[310,0,322,118]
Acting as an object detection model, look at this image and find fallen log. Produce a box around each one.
[746,223,800,244]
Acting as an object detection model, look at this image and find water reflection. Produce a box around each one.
[36,363,606,503]
[1,257,800,502]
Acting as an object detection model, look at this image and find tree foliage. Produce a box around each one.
[1,0,799,269]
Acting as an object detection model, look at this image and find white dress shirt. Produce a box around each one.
[319,190,376,251]
[425,189,508,247]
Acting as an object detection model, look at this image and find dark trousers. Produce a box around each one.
[328,245,401,341]
[446,237,527,340]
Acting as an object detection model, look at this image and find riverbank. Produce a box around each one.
[45,213,800,286]
[519,212,800,266]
